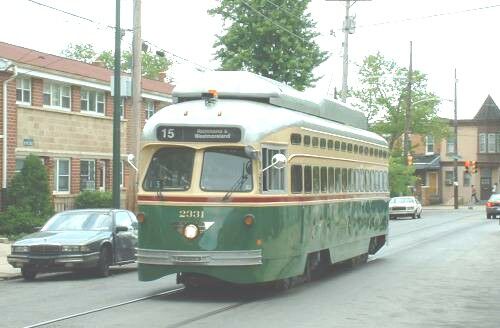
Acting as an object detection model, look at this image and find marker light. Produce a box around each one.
[184,224,199,240]
[243,214,255,226]
[136,212,145,223]
[208,89,218,98]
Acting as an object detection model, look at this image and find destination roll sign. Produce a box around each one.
[156,126,241,143]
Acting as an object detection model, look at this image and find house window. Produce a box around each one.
[55,159,70,192]
[120,160,124,188]
[43,81,71,109]
[445,170,454,186]
[16,78,31,104]
[425,135,434,154]
[81,89,105,115]
[446,136,455,154]
[15,158,25,173]
[145,100,155,120]
[479,133,486,153]
[262,146,286,192]
[80,160,96,191]
[488,133,496,153]
[497,134,500,153]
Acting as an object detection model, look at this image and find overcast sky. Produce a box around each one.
[2,0,500,119]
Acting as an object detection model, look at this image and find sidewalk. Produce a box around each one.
[0,240,20,280]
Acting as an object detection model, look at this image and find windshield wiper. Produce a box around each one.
[222,162,250,202]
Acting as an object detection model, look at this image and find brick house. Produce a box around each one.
[411,95,500,205]
[0,42,173,212]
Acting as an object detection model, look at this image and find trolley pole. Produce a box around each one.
[453,69,458,209]
[112,0,122,209]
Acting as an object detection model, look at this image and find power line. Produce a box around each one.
[240,0,309,43]
[356,4,500,29]
[26,0,133,32]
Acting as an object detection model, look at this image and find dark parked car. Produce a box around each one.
[7,209,138,280]
[486,194,500,219]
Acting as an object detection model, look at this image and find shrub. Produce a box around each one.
[74,191,113,209]
[0,206,46,237]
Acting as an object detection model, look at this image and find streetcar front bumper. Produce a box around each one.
[137,248,262,266]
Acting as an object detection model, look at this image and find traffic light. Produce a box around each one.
[407,154,413,166]
[464,160,470,174]
[471,160,478,173]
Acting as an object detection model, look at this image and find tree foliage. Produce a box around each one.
[209,0,328,91]
[388,150,417,197]
[61,43,172,80]
[350,53,449,150]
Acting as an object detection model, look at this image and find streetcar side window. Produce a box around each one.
[290,133,301,145]
[353,144,358,153]
[328,167,334,193]
[313,166,320,193]
[320,167,327,193]
[291,165,303,194]
[342,168,348,192]
[369,148,374,157]
[364,147,369,155]
[312,137,319,148]
[262,146,287,193]
[374,149,379,157]
[335,141,340,151]
[143,147,195,191]
[347,143,353,152]
[359,145,364,154]
[327,140,333,150]
[304,166,312,193]
[320,138,326,149]
[304,135,311,146]
[341,142,347,152]
[334,168,341,192]
[347,168,353,192]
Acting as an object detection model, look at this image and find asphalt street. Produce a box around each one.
[1,208,499,328]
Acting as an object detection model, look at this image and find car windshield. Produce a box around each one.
[41,212,112,231]
[200,147,253,192]
[143,147,195,191]
[390,197,415,204]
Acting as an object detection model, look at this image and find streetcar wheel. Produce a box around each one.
[349,253,368,267]
[21,266,37,281]
[95,246,111,277]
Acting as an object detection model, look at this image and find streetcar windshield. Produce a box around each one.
[143,147,195,191]
[200,147,253,192]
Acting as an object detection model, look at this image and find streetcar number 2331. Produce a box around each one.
[178,210,205,219]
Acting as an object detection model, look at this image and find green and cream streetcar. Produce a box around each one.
[136,71,389,288]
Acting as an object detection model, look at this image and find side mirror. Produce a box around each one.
[244,145,259,160]
[127,153,138,172]
[262,153,287,172]
[115,225,129,233]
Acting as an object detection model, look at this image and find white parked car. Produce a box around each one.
[389,196,423,220]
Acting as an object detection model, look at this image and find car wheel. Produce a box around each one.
[412,212,416,219]
[418,211,422,219]
[487,214,492,219]
[95,246,111,277]
[21,266,37,281]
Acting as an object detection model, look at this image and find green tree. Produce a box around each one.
[7,154,53,218]
[350,53,449,150]
[61,43,172,80]
[209,0,328,91]
[388,150,417,197]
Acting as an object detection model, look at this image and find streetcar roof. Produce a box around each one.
[142,99,388,147]
[172,71,368,130]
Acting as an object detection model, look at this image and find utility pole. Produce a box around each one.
[404,41,413,159]
[326,0,357,102]
[453,69,458,209]
[112,0,122,209]
[128,0,142,212]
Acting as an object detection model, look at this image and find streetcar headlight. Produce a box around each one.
[243,214,255,226]
[183,224,199,240]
